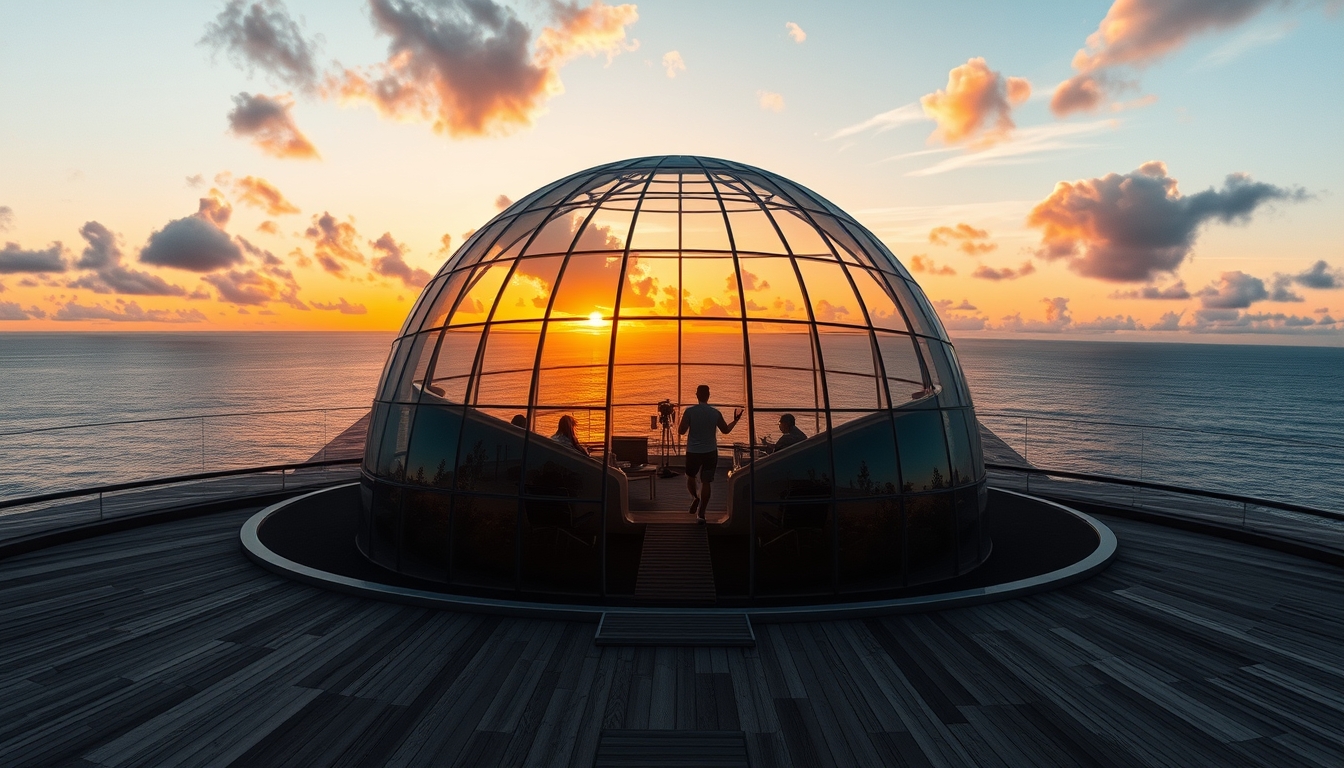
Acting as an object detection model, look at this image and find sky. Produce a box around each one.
[0,0,1341,342]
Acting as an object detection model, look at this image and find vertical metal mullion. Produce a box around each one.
[601,161,664,599]
[695,158,759,598]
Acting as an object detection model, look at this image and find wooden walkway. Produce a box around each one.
[633,525,717,604]
[1,507,1342,767]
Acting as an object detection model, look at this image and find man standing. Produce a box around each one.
[678,384,743,524]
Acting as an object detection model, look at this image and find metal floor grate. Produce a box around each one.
[594,730,749,767]
[594,612,755,647]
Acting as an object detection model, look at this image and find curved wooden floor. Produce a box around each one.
[1,504,1341,767]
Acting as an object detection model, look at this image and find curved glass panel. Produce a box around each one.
[362,156,986,602]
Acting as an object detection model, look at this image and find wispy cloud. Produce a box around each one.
[851,200,1034,242]
[827,103,925,141]
[1196,21,1296,69]
[905,119,1116,177]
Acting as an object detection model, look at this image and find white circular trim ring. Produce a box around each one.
[241,484,1117,623]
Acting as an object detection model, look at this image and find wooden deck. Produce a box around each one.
[1,505,1342,766]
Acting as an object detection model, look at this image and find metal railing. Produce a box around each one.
[975,411,1343,518]
[985,462,1344,557]
[0,406,369,503]
[0,458,362,545]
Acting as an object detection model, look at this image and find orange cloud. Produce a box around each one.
[785,22,806,43]
[226,92,320,159]
[1051,0,1279,116]
[535,1,639,66]
[304,212,364,275]
[757,90,785,112]
[334,0,637,137]
[928,223,998,255]
[371,232,431,288]
[910,255,956,276]
[920,58,1030,146]
[973,261,1035,281]
[234,176,300,216]
[662,50,685,78]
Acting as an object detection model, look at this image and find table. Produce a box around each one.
[620,464,659,499]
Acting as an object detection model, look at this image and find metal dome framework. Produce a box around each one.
[362,155,988,603]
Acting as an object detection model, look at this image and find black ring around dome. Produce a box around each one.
[359,156,988,605]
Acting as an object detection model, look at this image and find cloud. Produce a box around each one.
[304,212,365,274]
[535,0,640,64]
[203,268,304,307]
[371,232,432,288]
[998,296,1072,332]
[942,315,988,331]
[785,22,806,43]
[233,176,300,215]
[928,222,997,255]
[1027,161,1306,282]
[909,255,955,276]
[920,57,1030,146]
[0,301,47,321]
[1074,314,1140,331]
[139,203,244,272]
[1286,260,1341,290]
[0,242,66,273]
[334,0,638,138]
[1190,309,1343,334]
[903,119,1115,176]
[0,206,12,232]
[196,192,233,228]
[973,261,1035,281]
[227,92,320,159]
[1051,0,1284,116]
[662,50,685,78]
[1109,280,1191,299]
[201,0,322,92]
[68,221,188,296]
[494,194,514,211]
[53,300,208,323]
[1148,310,1184,331]
[828,103,925,141]
[311,297,368,314]
[1196,270,1268,308]
[257,220,280,234]
[757,90,785,112]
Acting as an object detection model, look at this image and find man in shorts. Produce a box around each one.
[678,384,744,523]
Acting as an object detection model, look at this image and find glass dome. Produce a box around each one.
[360,155,988,603]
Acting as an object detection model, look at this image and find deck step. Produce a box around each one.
[594,613,755,647]
[634,524,716,603]
[594,730,749,767]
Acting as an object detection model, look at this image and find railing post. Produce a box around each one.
[200,417,206,472]
[99,491,104,521]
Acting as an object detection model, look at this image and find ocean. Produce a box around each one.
[1,333,1340,513]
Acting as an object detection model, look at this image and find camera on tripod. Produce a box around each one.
[656,399,677,428]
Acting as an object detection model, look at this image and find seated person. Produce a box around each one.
[767,413,808,453]
[510,414,528,428]
[551,414,589,456]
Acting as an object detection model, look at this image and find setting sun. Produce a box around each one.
[587,311,604,326]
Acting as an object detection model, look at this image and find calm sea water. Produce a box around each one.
[1,333,1340,512]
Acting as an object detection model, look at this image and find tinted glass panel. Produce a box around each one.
[405,405,464,488]
[838,498,903,592]
[451,494,516,590]
[401,489,449,582]
[944,409,976,487]
[906,492,956,585]
[832,414,900,498]
[896,411,951,492]
[619,256,678,316]
[455,409,525,495]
